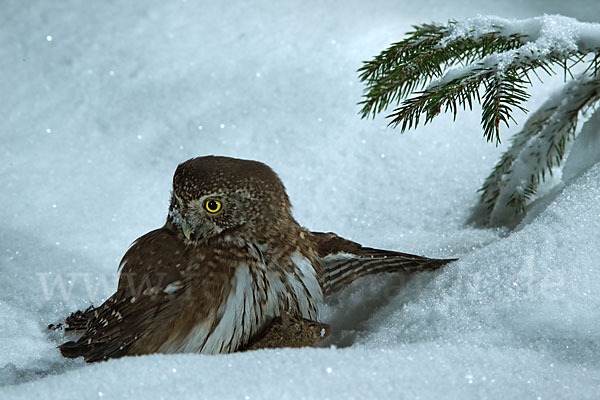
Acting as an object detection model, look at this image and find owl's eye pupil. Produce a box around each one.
[205,199,222,213]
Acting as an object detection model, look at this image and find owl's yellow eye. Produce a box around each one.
[204,199,222,214]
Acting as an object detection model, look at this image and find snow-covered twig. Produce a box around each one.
[359,15,600,225]
[481,75,600,224]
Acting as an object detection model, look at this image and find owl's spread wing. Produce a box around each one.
[59,228,192,362]
[309,231,456,296]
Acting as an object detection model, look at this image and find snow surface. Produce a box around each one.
[1,0,600,398]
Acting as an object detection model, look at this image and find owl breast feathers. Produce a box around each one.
[58,156,455,362]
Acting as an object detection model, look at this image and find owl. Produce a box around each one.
[58,156,454,362]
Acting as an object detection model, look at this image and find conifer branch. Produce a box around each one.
[359,17,599,144]
[359,15,600,225]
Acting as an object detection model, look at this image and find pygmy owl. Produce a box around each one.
[59,156,454,362]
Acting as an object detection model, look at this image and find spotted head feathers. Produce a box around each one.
[167,156,293,243]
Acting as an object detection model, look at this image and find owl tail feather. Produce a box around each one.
[58,340,86,358]
[63,305,96,331]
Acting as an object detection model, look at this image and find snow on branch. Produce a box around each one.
[480,76,600,224]
[359,15,600,226]
[360,15,600,143]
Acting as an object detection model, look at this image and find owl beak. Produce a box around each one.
[181,219,193,240]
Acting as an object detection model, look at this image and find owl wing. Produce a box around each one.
[59,228,193,362]
[309,231,456,296]
[60,224,185,333]
[59,291,170,362]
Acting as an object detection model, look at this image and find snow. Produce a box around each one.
[1,0,599,399]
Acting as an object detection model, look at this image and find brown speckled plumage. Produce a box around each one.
[58,156,454,362]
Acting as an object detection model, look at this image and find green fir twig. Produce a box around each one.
[358,16,600,225]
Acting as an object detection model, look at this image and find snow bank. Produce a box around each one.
[1,0,599,398]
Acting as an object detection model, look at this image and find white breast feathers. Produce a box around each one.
[161,251,323,355]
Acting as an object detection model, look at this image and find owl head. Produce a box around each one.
[167,156,293,243]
